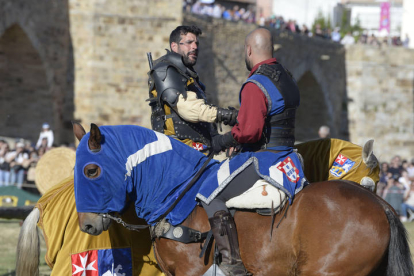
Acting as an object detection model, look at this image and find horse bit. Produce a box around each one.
[99,213,148,231]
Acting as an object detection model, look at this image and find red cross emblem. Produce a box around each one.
[334,154,347,165]
[71,250,99,276]
[192,142,205,151]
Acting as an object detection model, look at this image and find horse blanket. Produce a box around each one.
[37,176,162,276]
[74,126,306,226]
[295,138,380,184]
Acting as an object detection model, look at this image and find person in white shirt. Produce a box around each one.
[401,182,414,222]
[406,160,414,181]
[400,170,412,196]
[341,32,355,45]
[331,27,341,42]
[36,123,54,150]
[8,142,29,188]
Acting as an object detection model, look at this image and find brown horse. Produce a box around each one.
[74,123,413,276]
[79,179,413,276]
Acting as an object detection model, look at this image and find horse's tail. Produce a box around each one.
[385,207,414,276]
[15,207,40,276]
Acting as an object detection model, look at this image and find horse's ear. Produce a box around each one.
[362,139,374,161]
[73,122,86,142]
[362,139,378,169]
[89,123,102,151]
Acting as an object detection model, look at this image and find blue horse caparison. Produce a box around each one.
[74,125,306,226]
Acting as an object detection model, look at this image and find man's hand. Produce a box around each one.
[211,132,239,154]
[216,107,238,126]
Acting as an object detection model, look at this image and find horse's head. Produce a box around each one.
[73,123,128,235]
[359,139,380,191]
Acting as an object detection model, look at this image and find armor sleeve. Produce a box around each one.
[173,91,218,123]
[151,65,188,107]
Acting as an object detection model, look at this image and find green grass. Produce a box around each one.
[405,221,414,256]
[0,219,51,276]
[1,218,414,275]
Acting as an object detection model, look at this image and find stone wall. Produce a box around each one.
[346,45,414,162]
[70,0,182,131]
[2,1,414,160]
[0,0,72,144]
[184,14,348,141]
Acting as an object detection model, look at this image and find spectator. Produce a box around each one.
[401,183,414,222]
[403,34,410,48]
[0,142,12,186]
[25,149,40,184]
[301,24,310,36]
[242,7,255,23]
[392,36,402,46]
[399,169,412,195]
[406,159,414,180]
[389,155,403,180]
[222,8,232,20]
[286,20,296,33]
[325,28,332,40]
[212,3,222,18]
[191,0,202,14]
[258,13,265,26]
[367,34,380,47]
[331,27,341,42]
[383,175,404,216]
[314,24,324,39]
[232,5,241,21]
[402,159,409,171]
[341,32,355,45]
[377,162,389,197]
[36,122,54,150]
[318,125,330,138]
[358,30,368,44]
[7,142,29,189]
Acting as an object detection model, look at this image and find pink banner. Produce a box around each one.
[379,2,390,33]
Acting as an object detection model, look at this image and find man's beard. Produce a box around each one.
[245,55,252,71]
[183,51,198,67]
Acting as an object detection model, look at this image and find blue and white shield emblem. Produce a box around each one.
[329,154,355,178]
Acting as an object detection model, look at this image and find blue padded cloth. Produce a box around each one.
[74,125,307,226]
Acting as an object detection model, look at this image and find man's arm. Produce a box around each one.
[231,83,268,144]
[173,92,217,123]
[211,83,268,153]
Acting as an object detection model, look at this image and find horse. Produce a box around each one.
[15,176,163,276]
[16,135,381,276]
[72,122,413,276]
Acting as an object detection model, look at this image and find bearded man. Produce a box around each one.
[148,25,238,152]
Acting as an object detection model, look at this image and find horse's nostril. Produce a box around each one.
[83,224,94,233]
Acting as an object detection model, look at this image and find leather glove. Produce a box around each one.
[211,132,239,154]
[216,107,238,126]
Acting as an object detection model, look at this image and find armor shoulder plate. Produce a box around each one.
[150,63,188,107]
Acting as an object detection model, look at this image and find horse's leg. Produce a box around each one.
[16,208,41,276]
[235,209,298,275]
[153,206,213,276]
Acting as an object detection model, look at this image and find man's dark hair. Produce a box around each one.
[169,25,202,45]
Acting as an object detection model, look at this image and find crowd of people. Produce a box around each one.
[0,123,74,189]
[377,155,414,222]
[183,0,410,48]
[184,0,256,23]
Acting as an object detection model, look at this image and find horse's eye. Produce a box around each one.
[84,164,101,179]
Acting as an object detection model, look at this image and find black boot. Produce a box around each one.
[208,210,249,276]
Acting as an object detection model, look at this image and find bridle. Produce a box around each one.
[99,213,148,231]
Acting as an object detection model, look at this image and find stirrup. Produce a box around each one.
[219,262,250,276]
